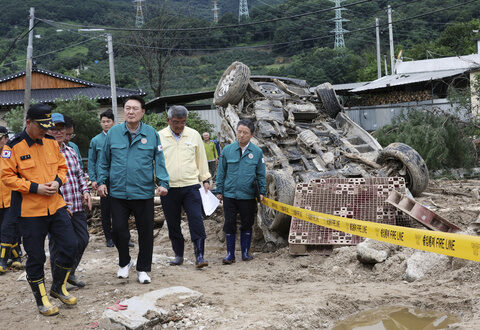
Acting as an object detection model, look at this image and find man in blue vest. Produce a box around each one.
[216,119,266,264]
[97,95,169,284]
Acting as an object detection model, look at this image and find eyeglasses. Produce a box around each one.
[51,126,66,132]
[66,133,76,138]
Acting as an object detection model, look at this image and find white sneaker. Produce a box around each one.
[137,271,151,284]
[117,260,134,278]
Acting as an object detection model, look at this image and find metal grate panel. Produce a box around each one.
[289,177,410,246]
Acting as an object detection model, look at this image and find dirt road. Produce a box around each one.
[0,179,479,329]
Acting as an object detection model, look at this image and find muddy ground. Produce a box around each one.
[1,179,480,329]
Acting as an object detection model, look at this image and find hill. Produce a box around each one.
[1,0,480,99]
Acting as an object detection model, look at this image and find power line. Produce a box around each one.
[35,0,376,33]
[0,21,41,66]
[0,37,98,68]
[108,0,479,52]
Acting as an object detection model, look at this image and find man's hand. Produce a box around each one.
[203,181,210,192]
[216,193,223,202]
[98,184,108,197]
[156,186,168,196]
[37,181,59,196]
[215,158,218,164]
[91,181,98,191]
[259,194,264,202]
[83,192,92,211]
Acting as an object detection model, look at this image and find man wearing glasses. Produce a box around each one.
[63,115,83,170]
[98,95,169,284]
[1,104,77,316]
[48,113,92,289]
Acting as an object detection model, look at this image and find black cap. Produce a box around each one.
[0,126,8,137]
[27,104,55,129]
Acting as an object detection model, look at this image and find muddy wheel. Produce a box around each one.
[376,142,429,196]
[315,82,343,118]
[258,170,296,234]
[214,61,251,106]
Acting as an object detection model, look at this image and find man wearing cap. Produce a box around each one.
[0,126,23,274]
[48,113,91,288]
[97,95,169,284]
[1,104,78,316]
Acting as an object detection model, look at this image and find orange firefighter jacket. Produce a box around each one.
[1,131,67,217]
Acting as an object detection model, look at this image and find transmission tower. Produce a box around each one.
[134,0,145,28]
[330,0,349,48]
[239,0,249,22]
[213,1,219,23]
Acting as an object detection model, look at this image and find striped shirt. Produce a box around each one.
[60,143,89,213]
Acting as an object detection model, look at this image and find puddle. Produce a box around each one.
[332,305,460,330]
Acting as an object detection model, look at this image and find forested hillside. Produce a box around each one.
[1,0,480,100]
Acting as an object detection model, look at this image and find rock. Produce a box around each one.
[356,239,396,264]
[103,286,202,330]
[16,271,27,282]
[403,251,450,282]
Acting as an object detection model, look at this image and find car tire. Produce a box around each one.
[376,142,429,196]
[315,82,343,118]
[214,61,251,106]
[258,170,296,234]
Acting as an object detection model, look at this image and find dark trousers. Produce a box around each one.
[20,207,77,281]
[223,197,257,234]
[49,211,89,273]
[110,197,154,272]
[161,184,206,256]
[208,161,217,181]
[100,195,112,241]
[0,207,21,245]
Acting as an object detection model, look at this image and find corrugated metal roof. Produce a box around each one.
[350,69,466,93]
[332,82,369,91]
[0,86,145,106]
[396,54,480,74]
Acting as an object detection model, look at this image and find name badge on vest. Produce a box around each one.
[20,154,31,160]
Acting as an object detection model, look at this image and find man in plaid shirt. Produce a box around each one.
[49,113,92,288]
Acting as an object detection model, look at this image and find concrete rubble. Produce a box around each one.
[103,286,202,330]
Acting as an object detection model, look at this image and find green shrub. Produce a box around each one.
[4,106,24,133]
[374,109,479,171]
[54,95,101,156]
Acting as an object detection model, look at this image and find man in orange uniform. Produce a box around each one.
[1,104,78,316]
[0,125,22,273]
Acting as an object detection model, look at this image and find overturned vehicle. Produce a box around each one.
[213,62,429,245]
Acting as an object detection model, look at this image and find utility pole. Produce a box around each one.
[24,7,35,126]
[388,5,395,75]
[106,34,118,120]
[375,18,381,79]
[330,0,348,49]
[239,0,249,22]
[384,55,388,76]
[213,1,219,24]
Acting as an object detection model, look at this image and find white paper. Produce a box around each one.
[199,187,220,216]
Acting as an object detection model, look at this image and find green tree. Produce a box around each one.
[143,111,214,134]
[373,109,478,171]
[54,95,101,156]
[4,106,24,133]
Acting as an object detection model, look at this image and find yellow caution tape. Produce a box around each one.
[262,197,480,262]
